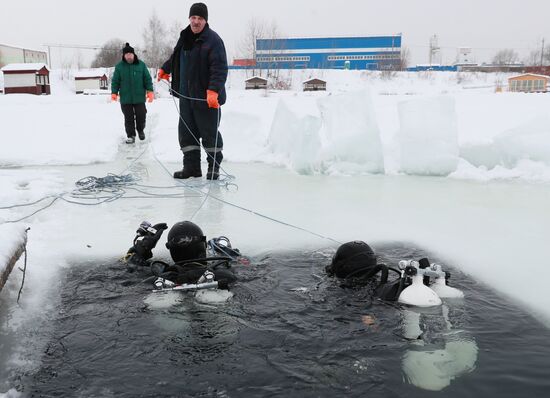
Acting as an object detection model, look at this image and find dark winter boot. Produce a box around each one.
[138,131,145,140]
[174,151,202,179]
[206,151,222,180]
[174,168,202,179]
[206,164,219,180]
[125,137,135,144]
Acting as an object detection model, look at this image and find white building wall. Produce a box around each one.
[457,47,473,64]
[23,50,47,64]
[75,79,101,91]
[3,73,36,88]
[0,46,25,66]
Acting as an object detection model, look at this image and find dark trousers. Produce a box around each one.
[121,103,147,138]
[178,98,223,169]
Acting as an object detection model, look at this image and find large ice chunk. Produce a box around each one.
[494,114,550,167]
[317,90,384,174]
[267,99,322,174]
[460,114,550,171]
[397,96,459,176]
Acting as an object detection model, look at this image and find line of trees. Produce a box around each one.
[490,46,550,66]
[91,38,125,68]
[91,11,179,68]
[525,45,550,66]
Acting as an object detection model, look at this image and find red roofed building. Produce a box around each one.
[1,63,50,95]
[233,58,256,67]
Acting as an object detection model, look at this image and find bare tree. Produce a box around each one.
[237,18,266,61]
[74,50,85,70]
[492,49,520,65]
[141,10,173,69]
[525,49,540,66]
[236,18,283,77]
[167,20,182,49]
[399,46,411,70]
[60,58,73,80]
[91,38,125,68]
[524,46,550,66]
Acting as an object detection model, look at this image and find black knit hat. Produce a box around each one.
[189,3,208,21]
[122,42,135,55]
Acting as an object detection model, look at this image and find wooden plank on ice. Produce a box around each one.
[0,232,28,293]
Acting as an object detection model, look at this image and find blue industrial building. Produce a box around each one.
[255,35,402,70]
[406,65,458,72]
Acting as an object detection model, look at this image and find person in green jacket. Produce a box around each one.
[111,43,154,144]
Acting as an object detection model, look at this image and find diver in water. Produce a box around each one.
[325,240,400,299]
[326,240,458,304]
[124,220,246,290]
[326,241,476,391]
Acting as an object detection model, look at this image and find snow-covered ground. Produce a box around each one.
[3,69,550,179]
[1,69,550,393]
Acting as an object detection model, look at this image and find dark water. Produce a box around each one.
[12,244,550,397]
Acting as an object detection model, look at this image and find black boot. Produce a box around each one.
[206,151,222,180]
[174,168,202,179]
[206,165,219,180]
[174,151,202,179]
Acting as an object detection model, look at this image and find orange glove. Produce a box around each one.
[157,69,170,82]
[146,91,154,103]
[206,90,219,109]
[111,93,118,102]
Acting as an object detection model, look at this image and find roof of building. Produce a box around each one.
[0,43,47,53]
[74,69,107,79]
[245,76,268,82]
[508,73,550,80]
[1,63,49,72]
[303,78,327,84]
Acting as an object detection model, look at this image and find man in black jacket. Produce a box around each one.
[158,3,228,180]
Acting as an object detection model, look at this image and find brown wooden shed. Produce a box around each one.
[303,78,327,91]
[1,63,50,95]
[508,73,549,93]
[245,76,267,90]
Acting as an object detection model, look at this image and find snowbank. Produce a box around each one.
[0,223,27,283]
[0,94,120,166]
[2,69,550,182]
[462,114,550,169]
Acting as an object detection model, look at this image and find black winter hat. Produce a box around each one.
[189,3,208,21]
[122,42,135,55]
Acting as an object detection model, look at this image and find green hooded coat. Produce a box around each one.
[111,57,153,104]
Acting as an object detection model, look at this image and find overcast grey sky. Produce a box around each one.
[3,0,550,68]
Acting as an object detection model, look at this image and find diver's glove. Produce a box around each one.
[126,221,168,268]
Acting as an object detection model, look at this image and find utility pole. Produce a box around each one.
[541,38,545,66]
[429,35,440,66]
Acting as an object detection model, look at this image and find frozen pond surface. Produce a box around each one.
[1,144,550,396]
